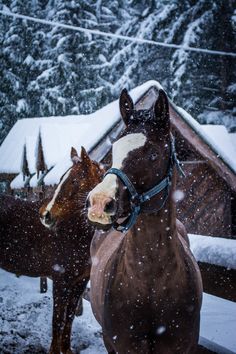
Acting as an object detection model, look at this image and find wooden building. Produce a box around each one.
[91,86,236,238]
[0,82,235,238]
[0,81,236,307]
[172,104,236,238]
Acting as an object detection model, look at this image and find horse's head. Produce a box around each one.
[87,88,172,230]
[40,147,104,229]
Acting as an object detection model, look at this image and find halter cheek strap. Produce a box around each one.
[104,137,185,233]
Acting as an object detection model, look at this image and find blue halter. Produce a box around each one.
[104,137,185,233]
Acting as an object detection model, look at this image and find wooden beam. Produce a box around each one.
[198,262,236,302]
[36,131,47,178]
[40,277,47,293]
[169,103,236,192]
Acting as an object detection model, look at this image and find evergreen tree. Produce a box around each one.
[170,0,236,130]
[0,0,235,145]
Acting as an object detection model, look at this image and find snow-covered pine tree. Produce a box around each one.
[0,0,49,143]
[0,0,235,144]
[170,0,236,131]
[0,4,16,144]
[0,0,30,144]
[31,0,112,116]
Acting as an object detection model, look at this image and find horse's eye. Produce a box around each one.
[150,153,158,161]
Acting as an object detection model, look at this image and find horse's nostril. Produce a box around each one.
[44,211,52,223]
[104,199,116,214]
[85,197,91,209]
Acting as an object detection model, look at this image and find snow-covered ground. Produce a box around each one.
[0,269,106,354]
[1,268,236,354]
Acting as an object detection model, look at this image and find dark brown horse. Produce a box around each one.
[87,89,203,353]
[0,147,104,354]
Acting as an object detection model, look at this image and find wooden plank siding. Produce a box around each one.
[176,162,232,237]
[169,103,236,193]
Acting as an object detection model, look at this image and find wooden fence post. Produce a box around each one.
[40,277,47,293]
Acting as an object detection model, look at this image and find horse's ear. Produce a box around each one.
[80,146,91,165]
[71,147,81,164]
[154,89,170,132]
[119,88,134,126]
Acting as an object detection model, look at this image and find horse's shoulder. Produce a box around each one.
[90,229,124,324]
[176,218,189,246]
[91,230,125,284]
[91,229,123,257]
[177,229,203,298]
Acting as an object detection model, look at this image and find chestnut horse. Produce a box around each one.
[87,89,203,353]
[0,147,103,354]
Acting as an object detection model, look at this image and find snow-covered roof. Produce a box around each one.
[10,172,30,189]
[0,81,161,187]
[175,106,236,174]
[0,115,86,174]
[40,122,91,169]
[201,125,236,170]
[0,80,235,189]
[26,135,38,174]
[230,133,236,152]
[42,81,163,186]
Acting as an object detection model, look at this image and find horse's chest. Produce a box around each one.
[103,271,191,348]
[104,258,186,321]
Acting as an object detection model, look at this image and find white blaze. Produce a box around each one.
[44,168,72,213]
[112,133,147,169]
[89,133,147,199]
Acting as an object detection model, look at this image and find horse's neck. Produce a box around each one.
[124,194,178,266]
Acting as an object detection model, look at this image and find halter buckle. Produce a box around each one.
[130,194,140,207]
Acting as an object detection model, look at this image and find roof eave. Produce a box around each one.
[169,102,236,193]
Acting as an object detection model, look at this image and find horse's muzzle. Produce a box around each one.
[40,210,55,229]
[87,219,113,231]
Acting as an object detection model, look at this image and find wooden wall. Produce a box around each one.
[176,162,232,237]
[174,130,232,237]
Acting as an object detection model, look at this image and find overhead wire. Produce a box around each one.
[0,10,236,58]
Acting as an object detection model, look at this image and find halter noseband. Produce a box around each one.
[104,136,185,233]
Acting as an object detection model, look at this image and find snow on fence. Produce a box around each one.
[189,234,236,270]
[189,234,236,303]
[200,293,236,354]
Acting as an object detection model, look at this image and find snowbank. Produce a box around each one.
[0,269,105,353]
[189,234,236,269]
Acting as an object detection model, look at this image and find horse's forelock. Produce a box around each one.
[132,109,154,122]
